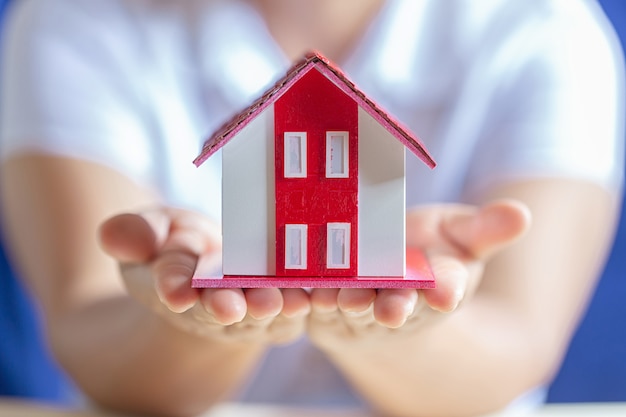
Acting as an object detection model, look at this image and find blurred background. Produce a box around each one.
[0,0,78,404]
[0,0,624,406]
[547,0,626,402]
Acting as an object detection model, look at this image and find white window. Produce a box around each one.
[285,224,307,269]
[284,132,307,178]
[327,223,350,269]
[326,131,349,178]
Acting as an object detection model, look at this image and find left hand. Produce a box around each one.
[307,199,531,348]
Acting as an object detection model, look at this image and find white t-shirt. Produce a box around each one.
[1,0,624,407]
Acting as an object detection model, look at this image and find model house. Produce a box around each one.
[193,52,436,288]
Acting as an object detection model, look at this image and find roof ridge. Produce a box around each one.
[194,51,435,169]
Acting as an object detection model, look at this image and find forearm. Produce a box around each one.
[49,294,265,417]
[321,300,557,417]
[321,179,617,417]
[0,155,266,415]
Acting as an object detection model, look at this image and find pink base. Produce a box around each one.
[192,248,435,289]
[192,275,434,289]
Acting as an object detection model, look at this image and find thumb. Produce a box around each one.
[443,199,531,259]
[98,210,170,263]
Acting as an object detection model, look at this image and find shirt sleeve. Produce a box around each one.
[0,0,155,185]
[465,1,625,196]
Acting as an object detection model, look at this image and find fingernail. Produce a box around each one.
[167,299,196,314]
[155,274,195,313]
[343,303,374,317]
[249,308,281,321]
[434,291,463,313]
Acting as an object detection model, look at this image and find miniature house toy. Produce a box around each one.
[192,52,436,289]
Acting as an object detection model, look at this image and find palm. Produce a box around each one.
[307,200,530,348]
[99,208,310,344]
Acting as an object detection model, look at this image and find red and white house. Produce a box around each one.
[193,52,436,288]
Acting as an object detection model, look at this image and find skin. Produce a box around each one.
[252,0,386,62]
[2,155,617,417]
[0,1,621,416]
[308,180,618,417]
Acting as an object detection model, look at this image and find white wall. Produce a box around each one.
[222,104,406,278]
[358,107,406,277]
[222,106,276,275]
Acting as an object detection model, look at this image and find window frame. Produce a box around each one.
[285,224,308,270]
[325,131,349,178]
[326,222,351,269]
[284,132,307,178]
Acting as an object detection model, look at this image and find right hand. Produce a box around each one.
[98,207,310,344]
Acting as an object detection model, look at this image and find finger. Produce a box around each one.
[281,288,311,318]
[340,302,377,330]
[337,288,376,313]
[98,211,169,263]
[148,209,221,313]
[421,254,469,312]
[442,199,531,260]
[152,250,199,313]
[373,289,417,328]
[336,289,377,329]
[160,208,222,256]
[310,288,340,313]
[200,288,247,325]
[244,288,284,320]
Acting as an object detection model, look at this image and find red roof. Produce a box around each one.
[194,51,436,169]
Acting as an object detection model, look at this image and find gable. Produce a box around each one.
[194,52,436,169]
[276,68,357,128]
